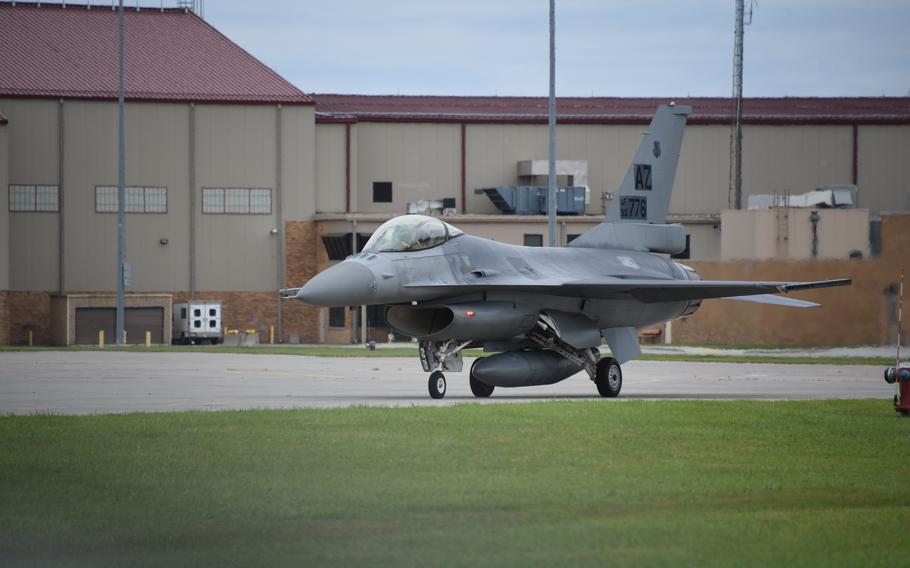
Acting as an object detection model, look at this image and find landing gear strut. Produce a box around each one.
[595,357,622,397]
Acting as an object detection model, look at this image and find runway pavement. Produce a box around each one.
[0,351,894,415]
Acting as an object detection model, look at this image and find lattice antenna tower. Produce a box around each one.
[728,0,755,210]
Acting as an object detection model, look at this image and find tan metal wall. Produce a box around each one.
[195,103,314,292]
[1,99,59,182]
[279,105,316,220]
[344,121,908,220]
[315,123,346,213]
[355,123,460,214]
[721,208,870,260]
[741,125,853,204]
[61,101,190,291]
[195,104,277,291]
[465,124,546,214]
[672,125,730,214]
[857,125,910,214]
[1,99,59,290]
[687,224,721,260]
[1,98,315,294]
[0,122,8,289]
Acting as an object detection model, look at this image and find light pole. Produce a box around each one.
[115,0,126,344]
[547,0,557,246]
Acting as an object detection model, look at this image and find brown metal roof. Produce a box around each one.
[0,2,313,105]
[313,95,910,125]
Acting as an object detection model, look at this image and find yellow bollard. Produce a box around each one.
[98,329,105,348]
[270,325,275,345]
[145,330,151,348]
[27,330,33,347]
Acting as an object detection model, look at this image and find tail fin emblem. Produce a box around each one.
[653,141,661,158]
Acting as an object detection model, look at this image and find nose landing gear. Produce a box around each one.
[420,340,472,399]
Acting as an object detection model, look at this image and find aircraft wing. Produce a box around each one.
[404,277,851,304]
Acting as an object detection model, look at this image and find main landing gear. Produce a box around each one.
[528,317,623,398]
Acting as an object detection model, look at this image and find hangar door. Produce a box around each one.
[74,307,164,345]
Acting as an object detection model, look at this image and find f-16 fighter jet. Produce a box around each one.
[282,104,850,399]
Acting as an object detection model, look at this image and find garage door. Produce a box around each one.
[125,307,164,344]
[74,307,164,345]
[75,308,115,345]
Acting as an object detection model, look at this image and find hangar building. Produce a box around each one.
[0,2,908,346]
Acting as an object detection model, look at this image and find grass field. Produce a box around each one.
[0,344,893,366]
[2,400,908,566]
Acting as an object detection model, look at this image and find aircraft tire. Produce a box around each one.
[469,360,495,398]
[428,371,447,399]
[595,358,622,398]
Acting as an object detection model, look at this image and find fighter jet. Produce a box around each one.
[282,104,850,399]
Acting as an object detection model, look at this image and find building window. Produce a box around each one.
[329,306,346,328]
[567,234,582,244]
[9,185,59,212]
[95,186,167,213]
[524,234,543,247]
[373,181,392,203]
[202,188,272,214]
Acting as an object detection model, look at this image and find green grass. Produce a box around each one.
[0,344,893,366]
[1,401,909,566]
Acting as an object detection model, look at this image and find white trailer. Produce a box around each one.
[173,301,223,344]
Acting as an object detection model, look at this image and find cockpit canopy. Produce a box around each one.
[363,215,463,253]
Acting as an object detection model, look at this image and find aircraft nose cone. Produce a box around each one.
[297,261,376,306]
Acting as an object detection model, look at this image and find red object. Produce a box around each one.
[313,94,910,125]
[465,310,475,318]
[894,364,910,415]
[897,381,910,415]
[0,3,312,105]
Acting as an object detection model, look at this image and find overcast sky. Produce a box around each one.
[204,0,909,98]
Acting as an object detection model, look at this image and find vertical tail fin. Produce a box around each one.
[604,103,691,224]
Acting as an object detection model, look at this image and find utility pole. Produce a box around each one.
[728,0,753,210]
[547,0,557,246]
[115,0,126,344]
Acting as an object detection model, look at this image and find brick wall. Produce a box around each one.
[7,292,52,345]
[284,220,320,343]
[0,290,8,344]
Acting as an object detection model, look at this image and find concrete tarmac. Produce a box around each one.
[0,351,893,415]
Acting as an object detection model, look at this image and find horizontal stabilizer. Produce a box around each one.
[721,294,820,308]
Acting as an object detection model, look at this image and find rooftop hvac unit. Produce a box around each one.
[475,186,589,215]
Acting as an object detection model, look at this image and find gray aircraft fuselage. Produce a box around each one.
[300,232,695,332]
